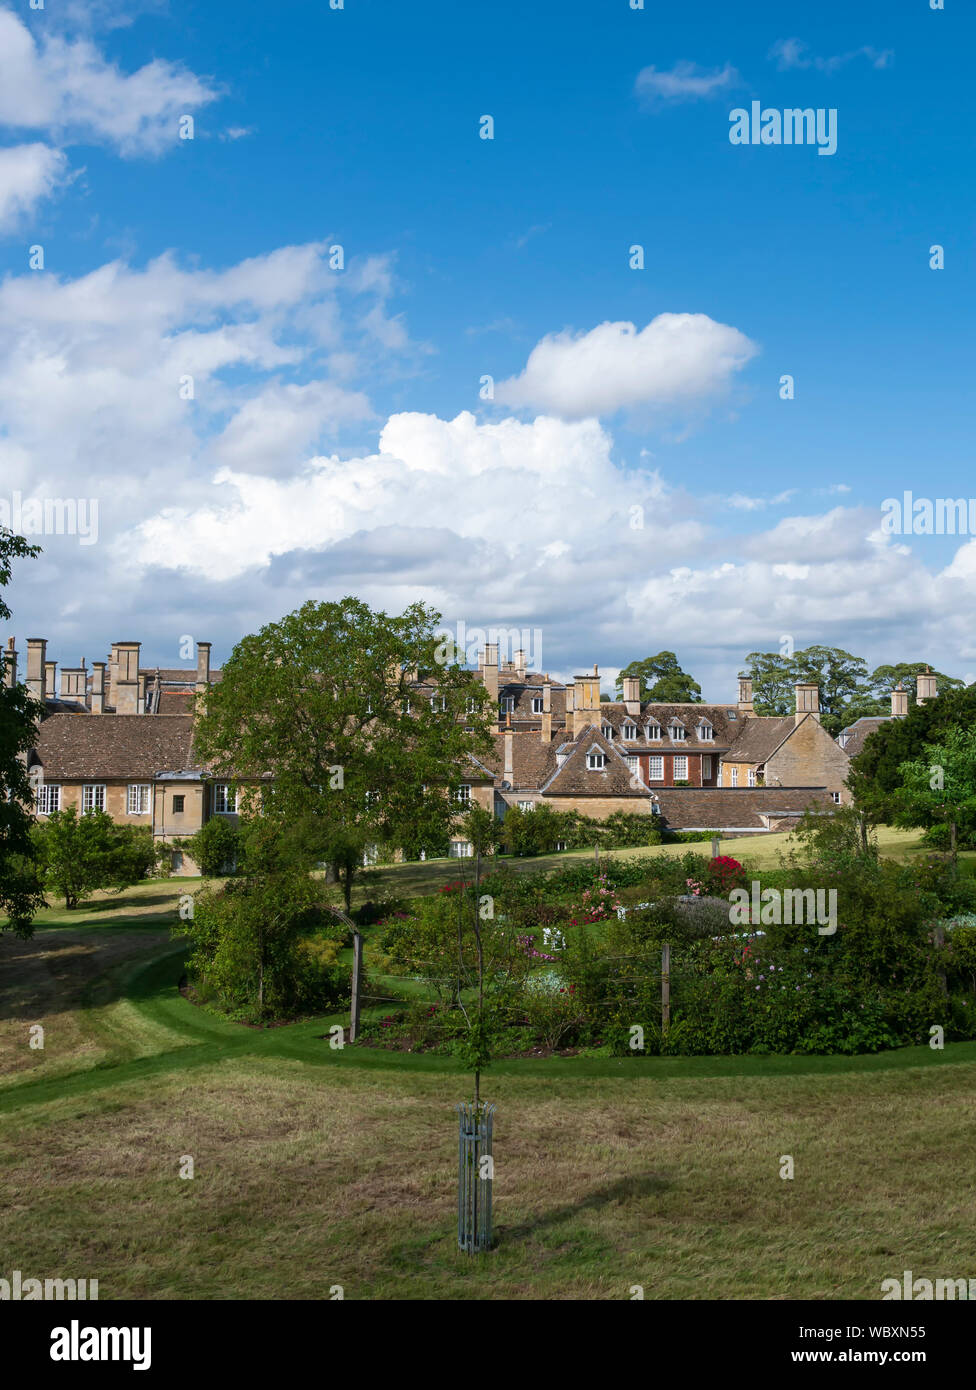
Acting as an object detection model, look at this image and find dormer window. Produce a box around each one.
[501,696,515,713]
[531,696,544,714]
[669,723,686,742]
[645,723,661,740]
[586,751,607,770]
[622,721,638,740]
[698,722,714,741]
[601,724,614,740]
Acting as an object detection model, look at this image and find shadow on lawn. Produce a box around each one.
[499,1172,672,1242]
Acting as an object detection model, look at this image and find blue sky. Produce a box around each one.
[1,0,974,695]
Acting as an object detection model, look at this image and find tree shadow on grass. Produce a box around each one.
[499,1172,672,1243]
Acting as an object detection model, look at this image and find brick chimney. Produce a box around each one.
[114,641,141,714]
[916,667,937,705]
[573,667,601,737]
[622,675,641,718]
[3,637,17,690]
[90,661,106,714]
[891,683,909,718]
[738,674,754,716]
[794,682,820,726]
[25,638,46,702]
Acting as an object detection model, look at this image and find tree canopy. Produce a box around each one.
[615,651,702,703]
[192,597,495,907]
[0,528,44,936]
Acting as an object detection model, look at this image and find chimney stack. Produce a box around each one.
[107,645,119,708]
[195,641,212,695]
[3,637,17,690]
[891,683,909,718]
[91,661,106,714]
[622,675,641,717]
[514,648,527,680]
[59,661,88,705]
[503,731,514,785]
[573,668,601,736]
[738,674,754,716]
[794,682,820,726]
[916,667,937,705]
[481,643,499,729]
[44,661,57,703]
[137,671,148,715]
[26,638,47,703]
[114,641,141,714]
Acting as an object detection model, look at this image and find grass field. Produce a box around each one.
[2,830,974,1300]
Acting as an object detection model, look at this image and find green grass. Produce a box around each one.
[3,837,975,1300]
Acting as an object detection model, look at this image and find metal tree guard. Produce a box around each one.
[455,1101,495,1252]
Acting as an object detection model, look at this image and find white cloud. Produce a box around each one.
[0,7,219,156]
[635,61,739,105]
[769,38,894,74]
[494,314,758,419]
[0,142,68,230]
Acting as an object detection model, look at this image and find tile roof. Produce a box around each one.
[724,715,797,765]
[836,717,892,759]
[32,713,203,780]
[601,701,740,750]
[652,786,834,830]
[541,727,647,798]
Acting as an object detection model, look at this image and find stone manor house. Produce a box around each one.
[6,634,935,870]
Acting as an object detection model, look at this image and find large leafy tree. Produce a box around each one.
[849,683,976,824]
[616,651,702,703]
[743,646,963,734]
[0,529,44,936]
[890,728,976,858]
[193,598,495,909]
[743,645,871,732]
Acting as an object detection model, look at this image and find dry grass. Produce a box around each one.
[2,1053,974,1299]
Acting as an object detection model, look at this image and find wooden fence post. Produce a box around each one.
[661,942,671,1034]
[350,930,363,1042]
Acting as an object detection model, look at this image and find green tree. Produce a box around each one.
[459,803,501,857]
[180,815,241,877]
[741,650,796,716]
[193,597,494,911]
[849,683,976,823]
[176,826,343,1020]
[0,529,44,936]
[32,807,155,909]
[616,651,702,703]
[743,645,873,734]
[891,728,976,859]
